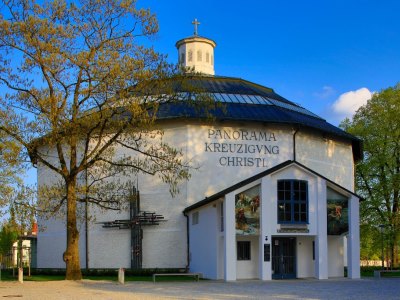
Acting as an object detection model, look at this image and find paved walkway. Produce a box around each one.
[1,278,400,299]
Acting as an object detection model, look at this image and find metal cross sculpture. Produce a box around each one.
[99,187,165,269]
[192,18,200,36]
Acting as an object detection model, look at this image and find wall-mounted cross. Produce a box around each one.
[99,187,165,269]
[192,18,200,36]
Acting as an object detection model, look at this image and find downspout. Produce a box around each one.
[183,211,190,271]
[85,170,89,270]
[292,127,299,162]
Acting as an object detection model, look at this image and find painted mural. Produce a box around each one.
[327,199,349,235]
[235,185,260,235]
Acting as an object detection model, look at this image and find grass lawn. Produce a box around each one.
[25,275,65,281]
[5,266,399,281]
[85,275,201,282]
[0,272,64,281]
[360,267,400,277]
[0,272,201,282]
[379,271,400,277]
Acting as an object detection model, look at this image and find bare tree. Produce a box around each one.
[0,0,193,279]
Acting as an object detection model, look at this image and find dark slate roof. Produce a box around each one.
[150,75,362,160]
[165,75,298,105]
[183,160,362,214]
[157,101,351,141]
[132,74,362,161]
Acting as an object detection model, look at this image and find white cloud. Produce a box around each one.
[331,87,372,120]
[314,85,335,99]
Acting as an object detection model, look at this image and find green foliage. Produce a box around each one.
[0,223,18,256]
[359,224,381,260]
[341,83,400,267]
[0,132,25,217]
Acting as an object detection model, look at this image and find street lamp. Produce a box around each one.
[378,224,385,269]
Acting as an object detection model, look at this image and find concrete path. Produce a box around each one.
[1,278,399,299]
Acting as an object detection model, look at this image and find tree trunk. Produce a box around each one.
[18,237,23,269]
[393,231,399,268]
[64,177,82,280]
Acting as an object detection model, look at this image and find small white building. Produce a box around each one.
[10,224,38,269]
[37,26,361,280]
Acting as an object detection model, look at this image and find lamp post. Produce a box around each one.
[378,224,385,269]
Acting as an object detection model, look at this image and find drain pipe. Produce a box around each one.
[85,169,89,270]
[292,127,299,162]
[183,211,190,271]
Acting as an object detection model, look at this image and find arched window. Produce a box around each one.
[197,50,202,62]
[188,50,193,62]
[206,52,210,63]
[180,53,185,64]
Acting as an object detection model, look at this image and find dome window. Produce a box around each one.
[197,50,202,62]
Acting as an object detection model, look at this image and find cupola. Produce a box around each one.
[175,19,216,75]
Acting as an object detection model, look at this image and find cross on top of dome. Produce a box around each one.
[192,18,200,36]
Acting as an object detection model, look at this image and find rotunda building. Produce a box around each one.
[37,26,361,281]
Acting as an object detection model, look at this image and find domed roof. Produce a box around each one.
[150,74,362,161]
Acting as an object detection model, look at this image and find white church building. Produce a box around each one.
[37,25,362,280]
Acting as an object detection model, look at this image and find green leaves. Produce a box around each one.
[343,83,400,266]
[0,223,18,256]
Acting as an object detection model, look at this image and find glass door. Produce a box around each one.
[272,237,296,279]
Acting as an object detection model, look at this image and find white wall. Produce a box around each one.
[296,236,315,278]
[37,121,355,270]
[270,165,318,236]
[344,236,348,267]
[83,203,130,268]
[217,235,225,279]
[236,235,259,279]
[186,124,355,206]
[297,132,354,191]
[37,217,87,268]
[38,124,190,269]
[186,124,293,205]
[36,150,87,268]
[12,239,32,266]
[347,195,361,279]
[189,204,218,279]
[328,236,345,277]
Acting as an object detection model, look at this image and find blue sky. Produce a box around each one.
[17,1,400,187]
[139,0,400,125]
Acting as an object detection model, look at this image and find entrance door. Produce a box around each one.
[272,237,296,279]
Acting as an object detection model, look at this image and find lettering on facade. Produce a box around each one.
[206,129,280,167]
[277,228,310,233]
